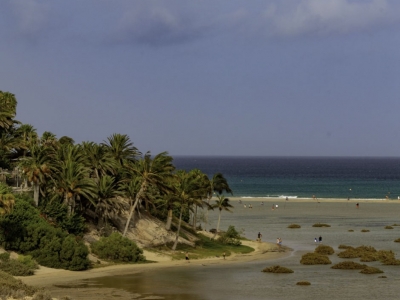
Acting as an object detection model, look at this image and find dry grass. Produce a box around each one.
[262,265,294,273]
[338,244,353,249]
[287,224,301,229]
[296,281,311,285]
[348,229,354,232]
[360,266,383,274]
[384,226,394,229]
[331,261,367,270]
[361,229,370,232]
[312,223,331,227]
[315,245,334,255]
[394,238,400,243]
[300,253,331,265]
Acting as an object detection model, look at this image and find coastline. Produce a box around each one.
[18,239,290,288]
[229,196,399,203]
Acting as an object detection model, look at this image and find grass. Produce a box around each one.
[312,223,331,227]
[300,253,331,265]
[0,270,38,299]
[384,226,394,229]
[287,224,301,229]
[361,229,370,232]
[296,281,311,285]
[262,265,294,273]
[315,245,334,255]
[169,234,254,260]
[348,229,354,232]
[394,238,400,243]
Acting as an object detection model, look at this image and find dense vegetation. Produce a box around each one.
[0,90,235,270]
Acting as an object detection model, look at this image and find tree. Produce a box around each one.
[18,144,53,206]
[122,151,174,236]
[81,142,118,180]
[0,91,17,131]
[102,134,140,168]
[188,169,209,230]
[0,183,14,215]
[93,175,126,227]
[53,145,96,215]
[204,173,232,230]
[211,194,234,233]
[171,170,204,250]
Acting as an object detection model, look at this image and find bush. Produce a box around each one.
[300,253,331,265]
[384,226,394,229]
[315,245,334,255]
[17,255,39,270]
[0,270,37,297]
[360,266,383,274]
[0,258,34,276]
[331,261,367,270]
[287,224,301,228]
[296,281,311,285]
[91,232,146,263]
[361,229,370,232]
[394,238,400,243]
[262,265,293,273]
[312,223,331,227]
[217,226,242,246]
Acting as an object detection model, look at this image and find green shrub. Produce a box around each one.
[17,255,39,270]
[315,245,334,255]
[300,253,331,265]
[262,265,293,273]
[287,224,301,228]
[360,266,383,274]
[217,225,242,246]
[0,258,34,276]
[331,261,367,270]
[0,252,10,261]
[91,232,146,262]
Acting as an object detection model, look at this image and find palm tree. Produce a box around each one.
[93,175,126,227]
[0,91,17,131]
[188,169,209,230]
[18,144,53,206]
[0,183,14,215]
[81,142,118,180]
[40,131,58,148]
[102,134,140,167]
[211,194,234,233]
[171,170,204,250]
[53,144,97,215]
[122,151,175,236]
[204,173,232,230]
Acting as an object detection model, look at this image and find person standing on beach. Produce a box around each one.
[314,237,317,243]
[185,252,190,263]
[223,252,226,260]
[318,236,322,243]
[356,203,359,209]
[257,232,262,242]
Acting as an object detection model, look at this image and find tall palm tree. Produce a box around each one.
[171,170,204,250]
[93,175,126,227]
[211,194,234,233]
[53,144,96,215]
[188,169,209,230]
[81,142,118,180]
[18,144,53,206]
[102,133,140,168]
[122,151,175,236]
[204,173,232,230]
[0,91,17,131]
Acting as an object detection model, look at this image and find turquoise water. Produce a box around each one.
[173,156,400,199]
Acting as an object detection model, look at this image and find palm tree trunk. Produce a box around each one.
[216,210,222,232]
[172,206,183,251]
[165,208,173,230]
[33,183,39,206]
[123,184,145,236]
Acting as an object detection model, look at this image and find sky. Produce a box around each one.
[1,0,400,157]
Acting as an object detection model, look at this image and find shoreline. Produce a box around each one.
[18,239,290,288]
[229,197,399,203]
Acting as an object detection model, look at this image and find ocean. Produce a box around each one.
[173,156,400,199]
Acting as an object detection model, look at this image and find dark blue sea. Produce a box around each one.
[173,156,400,199]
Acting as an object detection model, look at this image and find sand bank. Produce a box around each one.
[18,239,289,288]
[230,196,399,203]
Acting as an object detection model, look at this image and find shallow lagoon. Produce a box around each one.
[53,201,400,300]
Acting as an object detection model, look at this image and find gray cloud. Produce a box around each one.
[261,0,399,37]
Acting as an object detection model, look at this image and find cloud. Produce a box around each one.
[111,4,210,46]
[262,0,398,37]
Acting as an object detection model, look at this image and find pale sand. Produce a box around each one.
[18,239,289,288]
[230,196,399,203]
